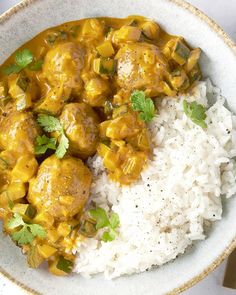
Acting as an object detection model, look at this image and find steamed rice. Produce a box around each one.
[73,80,236,278]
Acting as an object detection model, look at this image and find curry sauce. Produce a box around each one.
[0,16,201,275]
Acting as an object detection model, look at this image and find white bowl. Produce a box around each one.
[0,0,236,294]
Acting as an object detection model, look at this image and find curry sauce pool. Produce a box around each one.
[0,16,235,277]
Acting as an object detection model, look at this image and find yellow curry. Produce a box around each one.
[0,16,201,275]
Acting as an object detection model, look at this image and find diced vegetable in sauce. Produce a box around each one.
[113,25,141,43]
[140,21,160,40]
[93,57,116,75]
[171,40,190,65]
[96,41,115,57]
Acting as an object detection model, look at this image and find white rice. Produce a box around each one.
[73,80,236,279]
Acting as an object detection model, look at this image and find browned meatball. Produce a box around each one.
[0,111,39,156]
[43,42,85,92]
[28,155,92,220]
[116,43,168,96]
[60,103,100,158]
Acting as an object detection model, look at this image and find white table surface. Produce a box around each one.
[0,0,235,294]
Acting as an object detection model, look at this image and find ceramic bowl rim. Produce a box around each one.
[0,0,236,294]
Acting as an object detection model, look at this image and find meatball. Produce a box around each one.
[43,42,84,92]
[28,155,92,220]
[0,111,39,156]
[116,43,168,96]
[60,103,100,158]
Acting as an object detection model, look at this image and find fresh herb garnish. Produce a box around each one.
[3,64,22,75]
[101,229,116,242]
[28,59,44,71]
[37,114,62,132]
[56,256,73,273]
[3,49,33,75]
[37,114,69,158]
[35,135,57,155]
[109,212,120,229]
[3,49,43,75]
[15,49,34,69]
[55,133,69,159]
[130,90,155,122]
[88,207,120,242]
[183,100,207,129]
[89,207,110,230]
[7,213,46,246]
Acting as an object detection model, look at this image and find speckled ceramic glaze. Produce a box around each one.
[0,1,236,294]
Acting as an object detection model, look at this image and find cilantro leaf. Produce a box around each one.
[37,114,62,132]
[2,49,43,75]
[55,132,69,159]
[183,100,207,129]
[3,64,22,75]
[101,229,116,242]
[28,59,44,71]
[15,49,33,68]
[12,227,34,245]
[36,114,69,158]
[131,90,155,122]
[188,101,206,121]
[35,135,57,155]
[89,207,110,230]
[88,208,120,242]
[7,213,46,246]
[29,224,47,238]
[110,212,120,229]
[7,213,24,229]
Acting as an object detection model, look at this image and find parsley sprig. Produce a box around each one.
[7,213,46,246]
[37,114,69,159]
[130,90,155,122]
[3,49,43,75]
[88,207,120,242]
[183,100,207,129]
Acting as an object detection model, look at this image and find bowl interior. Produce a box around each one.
[0,0,236,294]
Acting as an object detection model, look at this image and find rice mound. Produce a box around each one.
[74,80,236,279]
